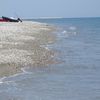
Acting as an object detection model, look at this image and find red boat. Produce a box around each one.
[0,18,8,22]
[0,16,22,22]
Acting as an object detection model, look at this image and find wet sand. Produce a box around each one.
[0,21,56,77]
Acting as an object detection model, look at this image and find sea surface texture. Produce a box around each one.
[0,18,100,100]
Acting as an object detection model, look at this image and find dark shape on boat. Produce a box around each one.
[0,16,22,22]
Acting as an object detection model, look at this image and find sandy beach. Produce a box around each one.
[0,21,56,77]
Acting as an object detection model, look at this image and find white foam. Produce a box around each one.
[0,75,18,85]
[69,26,76,30]
[62,30,67,34]
[56,30,69,38]
[0,77,6,84]
[0,68,32,85]
[21,67,31,74]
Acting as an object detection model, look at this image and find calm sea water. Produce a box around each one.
[0,18,100,100]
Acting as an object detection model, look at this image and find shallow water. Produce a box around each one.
[0,18,100,100]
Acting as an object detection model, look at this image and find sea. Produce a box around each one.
[0,18,100,100]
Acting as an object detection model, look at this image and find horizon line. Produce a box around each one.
[23,16,100,20]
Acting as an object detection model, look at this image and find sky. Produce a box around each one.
[0,0,100,18]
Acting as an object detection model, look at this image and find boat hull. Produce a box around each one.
[2,16,19,22]
[0,19,8,22]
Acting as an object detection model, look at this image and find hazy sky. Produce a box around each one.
[0,0,100,18]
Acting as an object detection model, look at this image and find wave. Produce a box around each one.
[0,77,6,84]
[0,67,32,85]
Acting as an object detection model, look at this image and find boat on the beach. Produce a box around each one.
[0,16,22,22]
[0,18,8,22]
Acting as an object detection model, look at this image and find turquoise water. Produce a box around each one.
[0,18,100,100]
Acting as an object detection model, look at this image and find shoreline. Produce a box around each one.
[0,21,57,77]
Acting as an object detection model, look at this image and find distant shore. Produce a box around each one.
[0,21,57,77]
